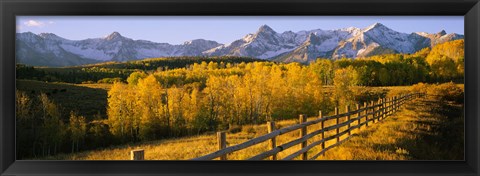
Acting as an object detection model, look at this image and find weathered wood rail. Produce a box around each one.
[192,93,424,160]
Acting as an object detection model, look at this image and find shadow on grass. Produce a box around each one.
[374,98,464,160]
[16,79,109,120]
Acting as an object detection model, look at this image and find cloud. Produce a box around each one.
[16,25,22,31]
[23,20,54,27]
[24,20,44,27]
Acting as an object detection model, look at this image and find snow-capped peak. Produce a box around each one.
[182,39,221,48]
[17,32,38,39]
[363,22,389,31]
[415,32,430,37]
[184,39,204,45]
[105,32,124,40]
[38,33,66,41]
[16,23,464,67]
[437,30,447,36]
[340,27,361,33]
[257,24,276,34]
[39,33,58,38]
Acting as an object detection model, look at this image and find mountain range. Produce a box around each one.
[16,23,463,67]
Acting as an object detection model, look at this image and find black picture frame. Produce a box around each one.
[1,0,479,175]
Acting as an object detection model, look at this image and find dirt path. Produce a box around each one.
[317,95,464,160]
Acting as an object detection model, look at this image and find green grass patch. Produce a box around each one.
[16,79,111,120]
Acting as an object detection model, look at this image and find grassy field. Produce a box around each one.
[38,113,362,160]
[34,84,463,160]
[16,79,111,120]
[16,79,392,121]
[20,81,463,160]
[318,94,464,160]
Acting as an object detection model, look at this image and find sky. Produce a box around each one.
[16,16,464,45]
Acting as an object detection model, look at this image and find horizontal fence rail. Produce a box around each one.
[192,93,424,160]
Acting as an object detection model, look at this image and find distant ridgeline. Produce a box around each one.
[16,23,463,67]
[16,56,266,84]
[17,39,464,85]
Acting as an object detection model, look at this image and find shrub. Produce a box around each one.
[353,87,385,104]
[410,82,429,94]
[242,125,256,134]
[97,77,123,84]
[427,82,464,103]
[228,125,242,134]
[386,88,410,99]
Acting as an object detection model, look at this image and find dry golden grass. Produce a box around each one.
[37,85,463,160]
[39,102,388,160]
[317,94,464,160]
[77,83,112,90]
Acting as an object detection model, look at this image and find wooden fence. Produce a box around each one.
[192,93,424,160]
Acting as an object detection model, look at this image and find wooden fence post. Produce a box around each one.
[386,98,389,117]
[217,131,227,160]
[387,98,392,115]
[383,98,387,119]
[390,97,393,115]
[399,94,402,106]
[387,97,390,115]
[393,96,397,112]
[335,107,340,143]
[356,104,361,130]
[379,98,384,120]
[392,97,395,112]
[382,98,388,120]
[377,99,381,121]
[267,121,276,160]
[346,105,351,136]
[378,99,382,121]
[371,101,375,124]
[396,96,399,111]
[378,100,380,120]
[319,110,325,156]
[399,94,402,107]
[299,114,307,160]
[364,102,368,127]
[131,149,144,160]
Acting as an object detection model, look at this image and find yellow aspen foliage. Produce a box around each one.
[425,39,464,80]
[167,86,187,135]
[333,66,359,106]
[107,82,136,139]
[136,75,164,140]
[127,71,147,85]
[68,112,87,152]
[426,39,464,65]
[16,91,32,121]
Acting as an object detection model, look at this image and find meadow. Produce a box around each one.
[36,84,463,160]
[19,83,463,160]
[15,39,465,160]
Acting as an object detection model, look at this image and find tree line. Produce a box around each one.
[15,40,464,158]
[312,39,464,86]
[16,91,114,159]
[105,40,465,142]
[16,56,265,84]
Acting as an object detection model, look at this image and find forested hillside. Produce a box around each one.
[16,56,265,84]
[15,40,464,159]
